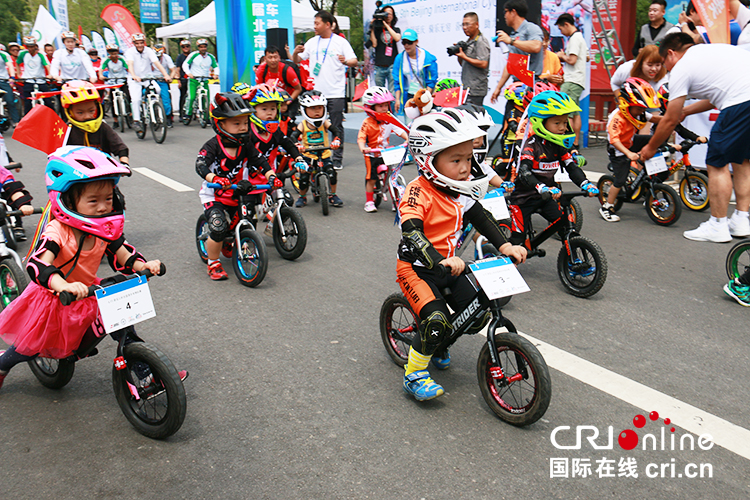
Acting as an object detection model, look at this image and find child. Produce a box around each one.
[277,89,295,132]
[61,80,130,165]
[507,91,599,246]
[0,137,34,240]
[599,77,661,223]
[294,90,343,208]
[0,146,171,391]
[196,92,280,280]
[357,87,408,213]
[493,81,527,180]
[396,109,527,401]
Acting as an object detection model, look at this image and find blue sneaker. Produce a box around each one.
[295,196,307,208]
[431,351,451,370]
[403,370,444,401]
[329,194,344,207]
[724,279,750,307]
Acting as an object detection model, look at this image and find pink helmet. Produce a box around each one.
[46,146,131,241]
[362,87,395,108]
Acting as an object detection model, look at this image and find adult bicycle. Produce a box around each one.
[182,76,210,128]
[136,78,167,144]
[103,78,132,132]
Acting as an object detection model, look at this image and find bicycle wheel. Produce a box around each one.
[272,206,307,260]
[199,93,209,128]
[557,235,607,297]
[646,183,682,226]
[679,172,709,212]
[112,342,186,439]
[569,198,584,233]
[318,175,330,216]
[116,98,126,133]
[477,330,551,426]
[726,239,750,280]
[596,174,624,212]
[380,292,418,367]
[28,357,76,389]
[135,103,147,140]
[125,97,133,129]
[0,259,27,310]
[232,228,268,287]
[2,224,16,250]
[195,214,210,264]
[150,99,167,144]
[373,175,384,208]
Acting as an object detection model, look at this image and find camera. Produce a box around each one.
[371,0,388,29]
[447,40,469,56]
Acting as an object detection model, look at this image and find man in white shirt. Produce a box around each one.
[124,33,170,131]
[50,31,97,83]
[556,13,588,150]
[152,43,177,127]
[641,33,750,242]
[293,10,358,169]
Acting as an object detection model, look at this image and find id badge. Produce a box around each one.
[385,46,393,57]
[313,62,322,76]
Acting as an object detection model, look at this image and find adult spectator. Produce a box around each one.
[175,39,191,121]
[255,46,303,117]
[556,13,588,149]
[17,37,53,114]
[367,4,401,93]
[610,44,667,96]
[50,32,97,83]
[641,33,750,242]
[292,10,357,170]
[454,12,490,106]
[391,29,437,115]
[491,0,544,103]
[152,43,178,127]
[0,44,19,126]
[632,0,673,56]
[44,44,54,63]
[125,33,170,132]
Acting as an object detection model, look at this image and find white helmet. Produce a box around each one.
[408,109,490,200]
[457,103,495,164]
[299,90,328,128]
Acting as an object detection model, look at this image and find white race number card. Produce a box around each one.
[469,256,530,299]
[96,276,156,334]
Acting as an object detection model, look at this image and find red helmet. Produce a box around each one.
[523,81,557,108]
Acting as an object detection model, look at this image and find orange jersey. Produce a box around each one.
[607,109,647,153]
[398,176,476,263]
[357,116,398,150]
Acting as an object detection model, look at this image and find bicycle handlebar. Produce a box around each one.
[6,207,44,218]
[206,182,272,191]
[59,263,166,306]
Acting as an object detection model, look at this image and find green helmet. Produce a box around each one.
[527,91,580,149]
[434,78,459,93]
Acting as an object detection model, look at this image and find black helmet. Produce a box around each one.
[210,92,252,146]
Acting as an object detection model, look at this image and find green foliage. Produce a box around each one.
[1,0,29,44]
[636,0,653,32]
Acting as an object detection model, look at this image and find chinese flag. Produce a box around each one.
[353,79,369,102]
[13,105,69,155]
[433,87,463,108]
[506,53,535,87]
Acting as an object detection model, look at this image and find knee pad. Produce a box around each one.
[420,310,452,356]
[328,170,338,186]
[207,207,229,242]
[298,170,310,190]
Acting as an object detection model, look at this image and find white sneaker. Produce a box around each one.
[683,221,732,243]
[364,201,377,213]
[599,204,620,222]
[728,212,750,237]
[264,223,274,237]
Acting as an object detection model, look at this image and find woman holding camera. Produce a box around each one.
[368,4,401,93]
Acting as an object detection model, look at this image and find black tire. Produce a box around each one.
[477,331,551,426]
[198,92,209,128]
[0,259,28,311]
[135,103,147,140]
[596,174,623,212]
[380,292,418,367]
[646,183,682,226]
[726,239,750,280]
[151,99,167,144]
[2,225,16,250]
[181,100,192,126]
[124,98,133,130]
[118,102,126,133]
[232,228,268,287]
[28,357,76,389]
[374,190,383,208]
[569,197,584,233]
[557,236,607,298]
[318,175,330,216]
[272,207,307,260]
[195,214,210,264]
[679,172,710,212]
[112,342,186,439]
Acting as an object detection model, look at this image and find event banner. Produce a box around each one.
[92,31,107,57]
[81,34,93,52]
[693,0,730,44]
[140,0,163,24]
[48,0,70,30]
[101,4,142,48]
[169,0,190,24]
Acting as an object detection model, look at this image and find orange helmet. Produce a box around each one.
[618,77,660,128]
[61,81,103,134]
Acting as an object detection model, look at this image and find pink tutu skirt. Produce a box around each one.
[0,282,99,359]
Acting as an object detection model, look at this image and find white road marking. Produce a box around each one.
[482,328,750,461]
[133,167,194,192]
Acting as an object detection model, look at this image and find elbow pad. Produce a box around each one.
[516,163,538,190]
[26,237,63,289]
[107,236,146,274]
[398,219,444,268]
[196,157,210,179]
[2,180,26,198]
[9,191,33,210]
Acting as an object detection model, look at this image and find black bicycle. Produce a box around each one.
[27,265,187,439]
[380,257,551,426]
[298,145,336,216]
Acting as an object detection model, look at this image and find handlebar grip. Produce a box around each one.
[157,262,167,276]
[434,263,448,279]
[59,291,77,306]
[7,207,45,218]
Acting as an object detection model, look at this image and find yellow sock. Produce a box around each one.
[405,348,431,376]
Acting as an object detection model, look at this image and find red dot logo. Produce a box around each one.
[649,411,660,421]
[618,429,638,450]
[633,415,646,428]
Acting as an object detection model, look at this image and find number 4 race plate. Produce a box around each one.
[469,256,530,299]
[95,276,156,334]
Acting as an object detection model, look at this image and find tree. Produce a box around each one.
[1,0,29,44]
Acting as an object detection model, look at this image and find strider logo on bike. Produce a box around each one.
[452,296,481,331]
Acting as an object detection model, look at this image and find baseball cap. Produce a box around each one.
[402,29,418,42]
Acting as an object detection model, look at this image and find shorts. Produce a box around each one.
[560,82,584,116]
[706,100,750,167]
[365,156,385,181]
[396,260,477,318]
[607,134,651,188]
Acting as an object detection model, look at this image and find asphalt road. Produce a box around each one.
[1,122,749,499]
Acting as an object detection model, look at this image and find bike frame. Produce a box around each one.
[513,193,582,258]
[303,148,332,197]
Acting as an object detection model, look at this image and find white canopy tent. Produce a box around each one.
[156,1,350,38]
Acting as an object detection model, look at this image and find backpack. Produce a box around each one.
[262,60,303,89]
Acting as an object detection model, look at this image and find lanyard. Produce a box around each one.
[406,48,424,87]
[316,35,334,66]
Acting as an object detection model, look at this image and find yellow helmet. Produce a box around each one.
[61,80,103,134]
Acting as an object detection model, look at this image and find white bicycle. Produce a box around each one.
[136,79,167,144]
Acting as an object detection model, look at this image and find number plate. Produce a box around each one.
[479,190,510,221]
[645,153,668,176]
[380,146,406,166]
[469,256,530,299]
[95,276,156,334]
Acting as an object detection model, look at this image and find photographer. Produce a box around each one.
[490,0,543,104]
[452,12,490,106]
[367,3,401,93]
